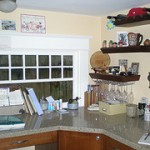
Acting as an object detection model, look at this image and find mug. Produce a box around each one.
[128,32,143,46]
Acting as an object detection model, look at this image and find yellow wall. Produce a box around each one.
[1,3,150,150]
[0,8,101,150]
[100,4,150,104]
[0,8,101,58]
[1,5,150,105]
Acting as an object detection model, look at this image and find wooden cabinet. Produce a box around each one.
[103,135,135,150]
[0,131,57,150]
[58,130,105,150]
[58,130,135,150]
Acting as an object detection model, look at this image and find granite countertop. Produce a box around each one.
[0,107,150,150]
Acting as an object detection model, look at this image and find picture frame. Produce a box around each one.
[0,20,16,31]
[116,31,128,47]
[21,14,46,33]
[131,62,139,75]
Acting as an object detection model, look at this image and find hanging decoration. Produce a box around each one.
[106,20,115,30]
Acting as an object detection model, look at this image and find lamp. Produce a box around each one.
[0,0,17,13]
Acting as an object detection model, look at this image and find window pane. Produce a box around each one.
[26,69,36,79]
[63,55,73,66]
[51,68,61,78]
[49,81,73,101]
[39,55,49,66]
[11,69,23,80]
[0,69,9,80]
[51,55,61,66]
[63,68,73,78]
[25,55,36,66]
[39,68,49,79]
[11,55,23,66]
[0,55,8,67]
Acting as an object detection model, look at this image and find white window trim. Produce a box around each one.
[0,32,91,107]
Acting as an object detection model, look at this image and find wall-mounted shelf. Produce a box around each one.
[114,14,150,27]
[89,73,140,82]
[101,46,150,54]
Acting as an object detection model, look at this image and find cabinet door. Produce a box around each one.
[58,130,104,150]
[104,135,135,150]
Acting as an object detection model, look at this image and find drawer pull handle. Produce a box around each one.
[96,136,100,140]
[102,107,106,111]
[12,140,28,145]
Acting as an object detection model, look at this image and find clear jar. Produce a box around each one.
[40,96,48,111]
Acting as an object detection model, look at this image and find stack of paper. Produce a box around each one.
[0,115,25,131]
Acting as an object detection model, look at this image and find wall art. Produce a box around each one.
[116,31,128,47]
[131,62,139,75]
[0,20,16,31]
[21,14,46,33]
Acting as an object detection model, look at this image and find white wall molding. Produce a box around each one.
[0,32,92,51]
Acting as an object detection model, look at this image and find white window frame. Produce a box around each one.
[0,33,91,107]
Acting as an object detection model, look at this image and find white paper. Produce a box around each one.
[46,96,55,102]
[9,89,24,105]
[0,88,9,106]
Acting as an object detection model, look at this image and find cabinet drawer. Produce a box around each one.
[0,131,57,150]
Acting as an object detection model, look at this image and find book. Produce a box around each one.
[22,91,34,115]
[0,88,24,107]
[26,88,43,116]
[138,132,150,145]
[0,115,25,131]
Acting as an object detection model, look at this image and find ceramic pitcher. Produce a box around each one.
[128,32,143,46]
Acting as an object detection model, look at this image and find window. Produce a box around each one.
[0,33,90,106]
[0,52,75,102]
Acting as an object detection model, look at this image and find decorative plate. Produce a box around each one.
[90,51,110,69]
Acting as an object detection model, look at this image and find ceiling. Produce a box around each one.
[16,0,150,16]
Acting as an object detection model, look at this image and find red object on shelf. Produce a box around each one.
[127,8,147,17]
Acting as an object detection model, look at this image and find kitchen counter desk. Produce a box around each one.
[0,108,149,150]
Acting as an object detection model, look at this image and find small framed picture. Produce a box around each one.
[21,14,46,33]
[0,20,16,31]
[131,63,139,75]
[116,31,128,47]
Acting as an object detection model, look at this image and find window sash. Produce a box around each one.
[0,50,77,103]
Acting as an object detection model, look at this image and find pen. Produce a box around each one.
[144,132,150,140]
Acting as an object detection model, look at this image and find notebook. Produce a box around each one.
[138,133,150,145]
[0,115,25,131]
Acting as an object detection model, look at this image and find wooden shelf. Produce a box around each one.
[89,73,140,82]
[114,14,150,27]
[101,46,150,53]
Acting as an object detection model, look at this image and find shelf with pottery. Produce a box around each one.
[90,51,141,83]
[101,45,150,54]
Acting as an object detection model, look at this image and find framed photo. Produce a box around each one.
[131,63,139,75]
[116,31,128,47]
[0,20,16,31]
[21,14,46,33]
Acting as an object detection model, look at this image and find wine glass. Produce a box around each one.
[127,84,134,104]
[123,84,128,103]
